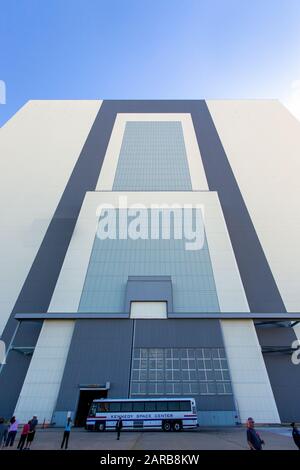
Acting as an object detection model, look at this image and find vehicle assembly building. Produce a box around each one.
[0,99,299,426]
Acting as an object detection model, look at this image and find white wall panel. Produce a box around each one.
[204,192,249,313]
[14,320,74,423]
[0,100,102,334]
[221,320,280,423]
[207,99,300,312]
[130,301,167,318]
[48,195,98,312]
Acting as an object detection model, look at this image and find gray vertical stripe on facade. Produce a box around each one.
[0,101,113,417]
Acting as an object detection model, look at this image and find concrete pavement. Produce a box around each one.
[1,427,298,451]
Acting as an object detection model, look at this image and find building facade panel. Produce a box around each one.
[221,320,280,423]
[54,319,134,425]
[0,99,299,426]
[0,100,102,336]
[14,320,75,423]
[207,100,300,312]
[96,112,208,191]
[0,99,114,417]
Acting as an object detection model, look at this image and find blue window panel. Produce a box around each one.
[78,211,220,313]
[112,121,192,191]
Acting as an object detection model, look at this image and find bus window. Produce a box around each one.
[121,402,133,412]
[180,401,191,411]
[89,403,97,417]
[156,401,165,412]
[168,401,180,411]
[110,402,121,412]
[144,402,156,412]
[99,402,109,412]
[132,401,145,412]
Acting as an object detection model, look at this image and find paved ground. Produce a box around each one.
[1,427,298,451]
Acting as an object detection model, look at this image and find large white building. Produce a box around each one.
[0,100,299,427]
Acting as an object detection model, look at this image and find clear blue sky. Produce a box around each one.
[1,0,300,126]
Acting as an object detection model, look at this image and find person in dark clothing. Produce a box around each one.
[291,422,300,450]
[246,417,265,450]
[116,417,123,440]
[1,420,9,447]
[61,417,72,450]
[26,415,38,449]
[0,418,5,447]
[0,417,8,447]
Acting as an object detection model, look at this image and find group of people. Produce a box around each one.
[0,415,38,450]
[0,414,72,450]
[246,417,300,450]
[1,413,299,450]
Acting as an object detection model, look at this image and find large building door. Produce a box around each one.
[75,389,107,427]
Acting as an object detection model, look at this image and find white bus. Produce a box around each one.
[86,397,198,432]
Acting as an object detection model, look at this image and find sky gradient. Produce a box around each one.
[1,0,300,126]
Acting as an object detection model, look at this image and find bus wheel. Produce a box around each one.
[173,421,183,432]
[96,422,106,432]
[162,421,172,432]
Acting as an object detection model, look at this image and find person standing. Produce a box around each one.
[291,422,300,450]
[5,416,19,447]
[26,415,38,449]
[116,417,123,440]
[246,417,265,450]
[0,418,6,447]
[2,420,9,447]
[17,421,30,450]
[60,417,72,450]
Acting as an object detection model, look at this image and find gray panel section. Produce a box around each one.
[55,320,134,413]
[133,319,236,414]
[0,102,112,418]
[125,276,173,313]
[78,212,219,314]
[112,120,192,190]
[198,411,237,426]
[56,318,235,422]
[134,319,224,347]
[256,325,300,421]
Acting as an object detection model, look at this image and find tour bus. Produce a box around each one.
[86,397,198,432]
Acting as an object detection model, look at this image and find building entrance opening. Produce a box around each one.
[75,389,108,427]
